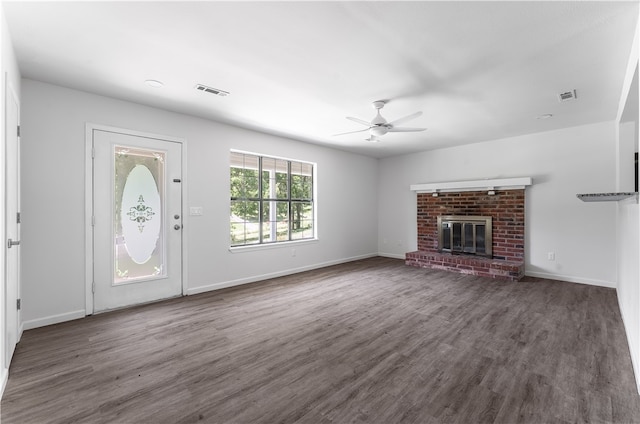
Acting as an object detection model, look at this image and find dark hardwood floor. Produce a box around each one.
[2,257,639,423]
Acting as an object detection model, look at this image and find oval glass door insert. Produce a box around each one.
[114,146,166,284]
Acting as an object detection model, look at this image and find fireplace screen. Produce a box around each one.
[437,215,492,258]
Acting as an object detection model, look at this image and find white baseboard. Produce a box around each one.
[22,309,86,331]
[187,253,378,295]
[377,252,406,260]
[0,367,7,400]
[525,271,616,288]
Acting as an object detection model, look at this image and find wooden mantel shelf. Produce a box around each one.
[410,177,532,193]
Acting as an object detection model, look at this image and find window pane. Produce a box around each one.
[242,168,259,198]
[291,161,312,200]
[261,201,289,242]
[230,152,259,199]
[291,201,313,240]
[275,169,288,199]
[262,158,288,199]
[230,167,244,199]
[230,200,259,245]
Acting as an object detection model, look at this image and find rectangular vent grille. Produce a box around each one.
[195,84,229,97]
[558,89,577,102]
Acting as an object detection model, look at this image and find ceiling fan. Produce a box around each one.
[334,100,426,142]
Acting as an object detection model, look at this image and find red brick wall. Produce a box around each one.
[416,190,525,261]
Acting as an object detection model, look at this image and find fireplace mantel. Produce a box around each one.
[410,177,532,193]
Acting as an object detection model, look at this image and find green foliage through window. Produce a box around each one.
[230,151,314,246]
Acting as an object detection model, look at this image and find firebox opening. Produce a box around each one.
[437,215,492,258]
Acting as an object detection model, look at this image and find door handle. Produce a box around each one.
[7,239,20,248]
[174,224,182,230]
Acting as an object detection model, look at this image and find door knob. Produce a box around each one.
[174,224,181,230]
[7,239,20,248]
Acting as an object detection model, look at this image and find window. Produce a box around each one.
[230,151,314,246]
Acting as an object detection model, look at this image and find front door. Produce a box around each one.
[92,129,183,313]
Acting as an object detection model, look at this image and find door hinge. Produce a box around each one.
[91,147,95,159]
[16,299,21,310]
[16,212,21,224]
[92,282,96,293]
[17,125,20,138]
[91,216,95,226]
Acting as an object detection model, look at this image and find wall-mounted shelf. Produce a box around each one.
[410,177,532,193]
[576,192,638,202]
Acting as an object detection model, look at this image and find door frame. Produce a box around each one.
[84,123,188,315]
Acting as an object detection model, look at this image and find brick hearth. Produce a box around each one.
[406,189,525,281]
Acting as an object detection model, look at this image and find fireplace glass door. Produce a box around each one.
[438,216,492,258]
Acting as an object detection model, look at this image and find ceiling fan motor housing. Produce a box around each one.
[370,126,389,136]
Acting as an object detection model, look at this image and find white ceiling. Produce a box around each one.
[3,1,639,158]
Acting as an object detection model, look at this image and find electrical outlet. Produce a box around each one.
[548,252,555,261]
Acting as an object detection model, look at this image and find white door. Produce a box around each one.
[5,81,20,367]
[92,129,183,313]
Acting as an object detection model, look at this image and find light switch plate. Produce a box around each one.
[190,206,203,216]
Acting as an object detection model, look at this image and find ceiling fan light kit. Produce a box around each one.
[335,100,426,141]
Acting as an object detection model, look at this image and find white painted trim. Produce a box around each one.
[0,367,7,400]
[22,309,86,331]
[524,271,616,288]
[84,124,94,315]
[410,177,532,193]
[377,252,406,260]
[180,135,189,299]
[229,238,318,253]
[85,123,188,316]
[186,253,378,295]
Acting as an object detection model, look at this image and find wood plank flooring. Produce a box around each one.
[2,257,639,423]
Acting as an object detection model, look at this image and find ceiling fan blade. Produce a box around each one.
[333,128,370,137]
[388,111,422,126]
[387,127,427,132]
[346,116,372,127]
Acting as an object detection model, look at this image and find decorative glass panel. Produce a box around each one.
[114,146,165,284]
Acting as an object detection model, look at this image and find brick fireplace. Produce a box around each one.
[405,179,530,281]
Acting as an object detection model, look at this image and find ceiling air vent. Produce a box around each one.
[557,89,577,102]
[195,84,229,97]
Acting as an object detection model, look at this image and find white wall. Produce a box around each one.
[378,122,618,287]
[0,2,21,397]
[20,79,378,329]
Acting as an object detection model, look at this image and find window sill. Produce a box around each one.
[229,238,319,253]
